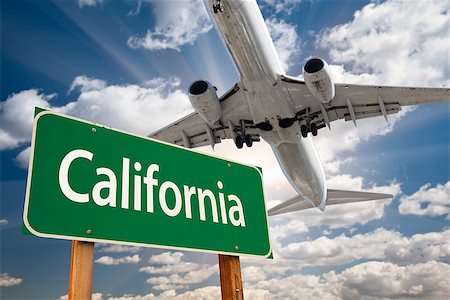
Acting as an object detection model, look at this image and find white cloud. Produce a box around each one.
[246,261,450,300]
[14,146,31,169]
[148,252,184,265]
[265,18,301,71]
[77,0,104,8]
[107,287,221,300]
[335,261,450,299]
[1,76,192,168]
[0,273,23,287]
[69,75,107,93]
[139,262,199,275]
[127,0,212,51]
[96,244,142,253]
[146,265,217,291]
[0,90,53,150]
[278,228,450,265]
[262,0,302,15]
[95,254,140,265]
[59,292,103,300]
[399,182,450,219]
[99,260,450,299]
[384,230,450,264]
[0,219,8,226]
[242,266,268,283]
[319,0,450,87]
[140,252,217,292]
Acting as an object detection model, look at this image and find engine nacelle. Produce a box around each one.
[303,58,335,103]
[189,80,222,125]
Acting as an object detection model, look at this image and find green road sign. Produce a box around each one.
[23,110,271,258]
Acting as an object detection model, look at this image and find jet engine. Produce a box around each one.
[188,80,222,125]
[303,58,335,103]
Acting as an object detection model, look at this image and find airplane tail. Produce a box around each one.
[268,189,392,216]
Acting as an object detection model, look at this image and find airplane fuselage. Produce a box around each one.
[205,0,327,208]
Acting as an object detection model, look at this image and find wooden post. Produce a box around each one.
[218,254,244,300]
[68,241,94,300]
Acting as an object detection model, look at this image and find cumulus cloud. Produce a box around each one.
[59,292,103,300]
[77,0,103,8]
[318,0,450,87]
[245,261,450,300]
[106,286,221,300]
[69,75,107,93]
[127,1,212,51]
[278,228,450,265]
[262,0,302,15]
[1,76,192,168]
[148,252,184,265]
[146,265,217,291]
[96,244,142,253]
[95,254,140,265]
[399,182,450,219]
[14,146,31,169]
[265,18,301,71]
[335,261,450,299]
[139,252,218,292]
[0,273,23,287]
[0,89,53,150]
[140,262,199,275]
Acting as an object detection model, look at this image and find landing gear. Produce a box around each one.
[311,123,318,136]
[235,135,244,149]
[244,134,253,147]
[234,134,253,148]
[301,123,318,137]
[230,120,260,149]
[213,1,223,13]
[301,125,308,138]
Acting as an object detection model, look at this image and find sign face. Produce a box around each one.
[24,111,271,258]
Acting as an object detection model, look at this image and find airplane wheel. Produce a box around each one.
[244,134,253,147]
[301,125,308,138]
[311,123,318,136]
[235,136,244,149]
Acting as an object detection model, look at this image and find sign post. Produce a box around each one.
[219,254,244,300]
[68,241,94,300]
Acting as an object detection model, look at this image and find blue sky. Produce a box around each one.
[1,0,449,299]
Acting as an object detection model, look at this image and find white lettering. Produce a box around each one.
[143,164,159,213]
[197,188,219,223]
[121,158,130,209]
[58,150,248,227]
[92,167,117,207]
[159,181,182,217]
[228,195,246,227]
[59,149,93,203]
[183,185,196,219]
[217,181,228,224]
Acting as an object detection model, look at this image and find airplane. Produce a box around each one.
[150,0,450,216]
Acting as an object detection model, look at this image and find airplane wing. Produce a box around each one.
[280,76,450,131]
[149,83,257,148]
[268,189,392,216]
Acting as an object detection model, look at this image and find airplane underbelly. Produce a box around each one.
[271,136,327,208]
